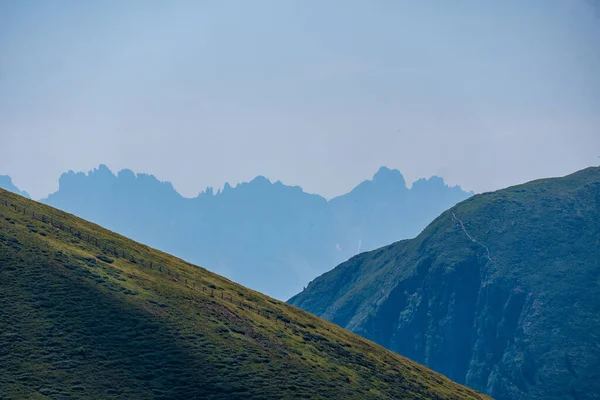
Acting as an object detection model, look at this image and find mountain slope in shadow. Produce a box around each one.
[290,166,600,400]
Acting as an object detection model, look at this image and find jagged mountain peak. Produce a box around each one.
[372,166,407,187]
[53,165,177,197]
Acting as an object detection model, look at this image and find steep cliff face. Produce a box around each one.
[289,167,600,400]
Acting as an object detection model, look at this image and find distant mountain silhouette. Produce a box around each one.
[37,164,472,299]
[0,175,30,199]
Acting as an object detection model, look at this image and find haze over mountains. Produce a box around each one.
[290,167,600,400]
[2,165,471,300]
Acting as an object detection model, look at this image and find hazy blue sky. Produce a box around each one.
[1,0,599,200]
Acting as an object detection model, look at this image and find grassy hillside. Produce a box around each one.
[290,167,600,400]
[0,188,488,399]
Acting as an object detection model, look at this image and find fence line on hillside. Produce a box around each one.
[0,195,298,329]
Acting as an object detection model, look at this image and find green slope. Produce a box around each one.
[0,189,488,400]
[289,167,600,400]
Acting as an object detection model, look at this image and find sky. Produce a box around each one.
[1,0,599,200]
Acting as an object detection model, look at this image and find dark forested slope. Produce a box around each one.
[290,167,600,400]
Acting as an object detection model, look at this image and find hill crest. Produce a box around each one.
[290,166,600,400]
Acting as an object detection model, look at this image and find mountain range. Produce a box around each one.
[0,187,489,399]
[3,165,471,300]
[289,167,600,400]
